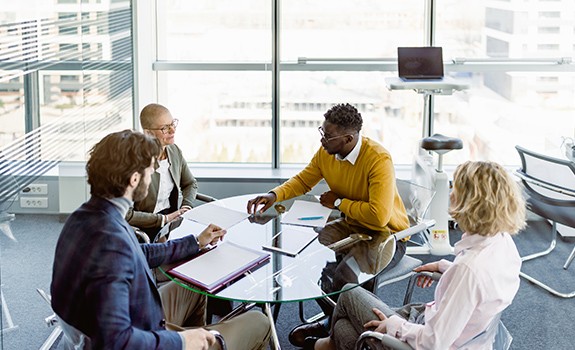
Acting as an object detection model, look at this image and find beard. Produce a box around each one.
[132,177,149,202]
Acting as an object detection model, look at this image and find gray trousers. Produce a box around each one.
[331,285,425,350]
[160,282,271,350]
[315,219,407,316]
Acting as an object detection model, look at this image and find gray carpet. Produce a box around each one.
[1,214,573,349]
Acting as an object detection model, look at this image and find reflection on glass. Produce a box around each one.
[160,71,272,163]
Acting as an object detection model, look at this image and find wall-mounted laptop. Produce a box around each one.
[397,47,444,80]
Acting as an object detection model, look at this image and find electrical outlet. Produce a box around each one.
[21,184,48,195]
[20,197,48,208]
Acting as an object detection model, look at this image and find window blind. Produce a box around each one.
[0,1,133,208]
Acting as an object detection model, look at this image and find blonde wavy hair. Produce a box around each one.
[449,161,526,236]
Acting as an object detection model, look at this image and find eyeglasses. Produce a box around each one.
[147,119,179,134]
[318,126,350,142]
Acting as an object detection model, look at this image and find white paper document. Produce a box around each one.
[280,200,332,228]
[262,226,318,257]
[183,203,249,229]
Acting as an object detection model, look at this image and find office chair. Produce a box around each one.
[371,179,436,294]
[355,272,513,350]
[298,179,435,323]
[515,145,575,298]
[37,288,92,350]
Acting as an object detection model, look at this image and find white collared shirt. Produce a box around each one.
[153,158,174,213]
[336,134,362,165]
[385,232,521,350]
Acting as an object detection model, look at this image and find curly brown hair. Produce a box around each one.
[86,130,161,199]
[324,103,363,133]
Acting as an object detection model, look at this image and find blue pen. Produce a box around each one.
[298,216,324,221]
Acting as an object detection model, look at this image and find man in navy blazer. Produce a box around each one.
[51,130,270,349]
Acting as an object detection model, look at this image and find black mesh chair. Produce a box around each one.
[515,145,575,298]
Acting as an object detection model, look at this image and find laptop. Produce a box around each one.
[397,47,444,80]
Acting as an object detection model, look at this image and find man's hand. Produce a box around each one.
[246,192,277,215]
[197,224,226,249]
[319,191,340,209]
[180,328,215,350]
[363,308,389,334]
[413,262,440,288]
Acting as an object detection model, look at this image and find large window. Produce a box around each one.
[0,1,133,161]
[155,0,575,167]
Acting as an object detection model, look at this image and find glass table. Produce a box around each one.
[160,194,391,349]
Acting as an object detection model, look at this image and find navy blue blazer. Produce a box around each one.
[51,196,200,349]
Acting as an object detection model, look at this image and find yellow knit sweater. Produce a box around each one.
[272,137,409,233]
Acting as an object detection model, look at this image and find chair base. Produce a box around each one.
[519,271,575,298]
[519,221,575,298]
[564,245,575,270]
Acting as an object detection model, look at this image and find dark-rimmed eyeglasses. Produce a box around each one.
[318,126,350,142]
[147,119,179,134]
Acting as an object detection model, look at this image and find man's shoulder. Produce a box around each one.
[361,137,391,158]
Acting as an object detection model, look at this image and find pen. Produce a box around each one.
[297,216,324,221]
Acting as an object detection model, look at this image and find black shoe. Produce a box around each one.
[288,322,329,347]
[303,337,319,350]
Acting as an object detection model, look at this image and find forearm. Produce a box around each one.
[142,234,200,268]
[126,208,164,228]
[339,165,396,230]
[273,157,322,201]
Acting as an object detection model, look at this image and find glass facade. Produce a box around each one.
[155,0,575,166]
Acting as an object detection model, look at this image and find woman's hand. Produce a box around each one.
[166,207,191,223]
[413,262,441,288]
[363,308,389,334]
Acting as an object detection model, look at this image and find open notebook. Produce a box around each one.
[167,242,270,294]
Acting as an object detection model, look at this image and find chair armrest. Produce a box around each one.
[515,170,575,197]
[394,219,436,241]
[132,226,150,243]
[356,331,414,350]
[403,271,443,304]
[196,193,217,203]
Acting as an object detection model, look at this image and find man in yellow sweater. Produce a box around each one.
[247,103,409,346]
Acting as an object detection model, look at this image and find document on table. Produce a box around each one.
[262,226,318,257]
[182,204,249,229]
[280,200,332,228]
[167,242,270,293]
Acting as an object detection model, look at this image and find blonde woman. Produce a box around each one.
[307,161,526,350]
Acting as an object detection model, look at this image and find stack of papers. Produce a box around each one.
[182,204,249,229]
[280,200,332,228]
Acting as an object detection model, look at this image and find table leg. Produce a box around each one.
[264,303,281,350]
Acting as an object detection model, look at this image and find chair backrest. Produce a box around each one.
[458,312,512,350]
[396,179,435,225]
[56,314,92,350]
[515,146,575,227]
[516,145,575,202]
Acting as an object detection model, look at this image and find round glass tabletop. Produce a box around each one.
[160,194,391,304]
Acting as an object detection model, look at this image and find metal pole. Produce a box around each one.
[271,0,281,168]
